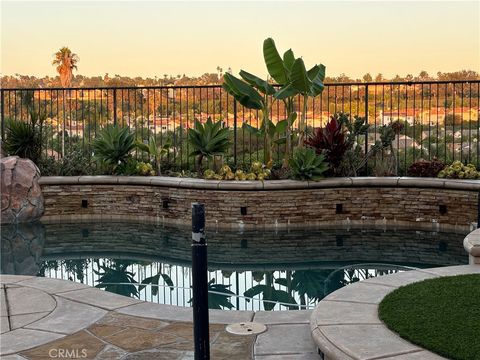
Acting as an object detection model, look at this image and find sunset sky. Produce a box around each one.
[1,0,479,79]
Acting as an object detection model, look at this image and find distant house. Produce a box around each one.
[379,109,418,125]
[448,107,478,121]
[422,108,446,125]
[391,135,421,151]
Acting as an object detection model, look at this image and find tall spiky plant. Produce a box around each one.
[187,117,231,174]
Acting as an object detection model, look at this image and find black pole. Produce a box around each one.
[233,100,237,167]
[0,90,4,140]
[477,191,480,229]
[191,203,210,360]
[364,84,369,175]
[113,88,117,126]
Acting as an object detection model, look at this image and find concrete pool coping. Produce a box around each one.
[310,264,480,360]
[38,175,480,191]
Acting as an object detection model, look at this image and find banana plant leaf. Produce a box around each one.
[223,73,264,109]
[139,273,174,296]
[244,284,297,311]
[263,38,288,85]
[239,70,275,95]
[274,84,299,100]
[290,58,311,94]
[283,49,296,73]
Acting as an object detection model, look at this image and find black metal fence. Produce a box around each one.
[1,80,479,174]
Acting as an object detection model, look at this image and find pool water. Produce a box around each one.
[1,222,468,311]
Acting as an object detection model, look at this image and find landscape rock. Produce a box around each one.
[1,156,44,224]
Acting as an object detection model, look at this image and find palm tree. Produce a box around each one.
[52,47,79,87]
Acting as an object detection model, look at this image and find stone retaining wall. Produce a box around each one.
[39,177,480,231]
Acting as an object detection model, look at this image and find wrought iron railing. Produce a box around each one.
[1,80,479,174]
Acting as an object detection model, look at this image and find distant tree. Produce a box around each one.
[418,71,429,80]
[444,114,463,126]
[363,73,373,82]
[52,47,79,87]
[374,73,384,82]
[392,74,402,82]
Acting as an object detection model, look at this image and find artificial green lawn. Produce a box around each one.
[378,274,480,360]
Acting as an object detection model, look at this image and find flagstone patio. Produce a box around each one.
[0,275,317,360]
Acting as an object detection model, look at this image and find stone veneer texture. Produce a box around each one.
[39,178,479,230]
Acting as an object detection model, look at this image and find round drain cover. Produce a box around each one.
[226,322,267,335]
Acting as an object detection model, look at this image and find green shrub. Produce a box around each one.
[37,147,96,176]
[289,148,328,181]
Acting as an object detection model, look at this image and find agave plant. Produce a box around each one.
[187,117,231,174]
[94,260,139,298]
[289,147,328,181]
[92,125,135,173]
[188,278,236,310]
[3,119,42,163]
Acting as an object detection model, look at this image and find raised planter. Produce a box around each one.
[38,176,480,231]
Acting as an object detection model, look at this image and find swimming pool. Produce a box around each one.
[1,221,468,311]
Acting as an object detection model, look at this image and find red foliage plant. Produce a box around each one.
[407,158,445,177]
[305,114,348,172]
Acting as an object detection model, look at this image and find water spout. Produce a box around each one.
[238,220,245,234]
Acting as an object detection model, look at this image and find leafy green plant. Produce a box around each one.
[223,38,326,167]
[139,272,174,296]
[339,120,397,177]
[188,278,236,310]
[289,148,328,181]
[187,117,231,174]
[92,125,136,174]
[438,161,479,179]
[3,119,42,163]
[94,260,139,298]
[407,158,445,177]
[116,158,139,176]
[136,136,171,175]
[37,147,95,176]
[244,272,297,311]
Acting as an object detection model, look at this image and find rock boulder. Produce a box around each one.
[1,156,44,224]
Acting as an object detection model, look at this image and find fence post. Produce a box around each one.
[191,203,210,360]
[477,191,480,229]
[233,100,237,167]
[113,88,117,126]
[0,89,4,140]
[364,84,369,175]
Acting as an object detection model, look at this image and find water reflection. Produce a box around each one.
[1,222,469,311]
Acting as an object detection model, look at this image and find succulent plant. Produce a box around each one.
[438,161,479,179]
[93,126,136,173]
[289,148,329,181]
